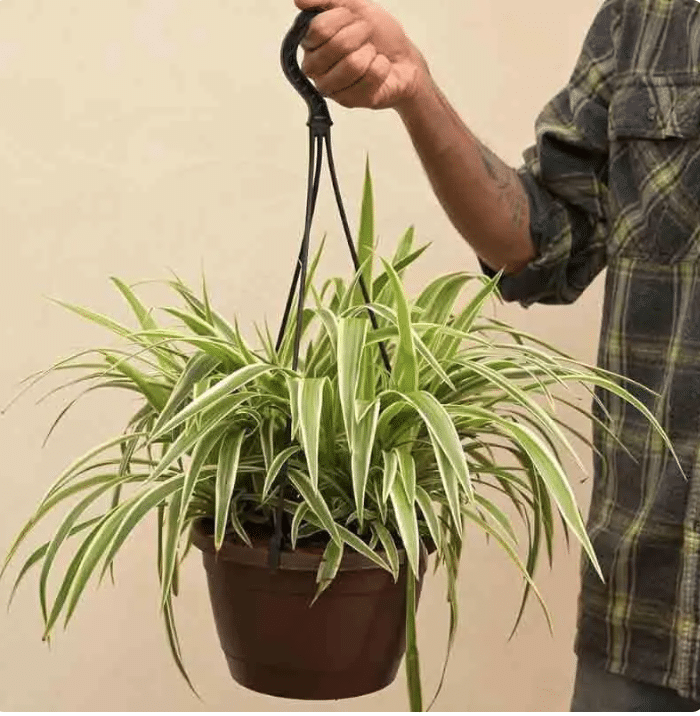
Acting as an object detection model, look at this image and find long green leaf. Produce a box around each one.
[356,157,375,304]
[290,503,310,550]
[99,477,188,588]
[473,493,518,544]
[416,272,473,321]
[337,317,367,439]
[44,477,181,635]
[382,449,399,504]
[396,446,417,507]
[381,259,418,392]
[412,331,455,391]
[147,396,245,483]
[151,364,280,440]
[371,522,400,581]
[110,277,157,331]
[461,359,588,476]
[39,474,135,624]
[373,242,431,301]
[297,377,327,491]
[162,591,198,695]
[351,399,380,527]
[162,307,217,337]
[51,299,133,339]
[568,372,683,475]
[177,422,229,532]
[393,225,415,264]
[151,353,220,437]
[1,433,149,580]
[228,494,253,548]
[449,272,502,340]
[495,418,602,580]
[334,524,391,573]
[405,570,423,712]
[110,277,182,375]
[463,506,553,632]
[40,518,106,640]
[101,352,169,411]
[159,489,184,611]
[430,440,463,537]
[428,540,460,710]
[214,430,247,550]
[401,391,473,500]
[288,469,341,547]
[286,375,301,440]
[312,539,344,605]
[415,486,442,556]
[389,469,419,577]
[7,517,102,609]
[262,446,301,500]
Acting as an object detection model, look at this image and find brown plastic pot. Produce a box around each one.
[191,519,427,701]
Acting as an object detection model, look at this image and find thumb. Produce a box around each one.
[294,0,334,9]
[294,0,367,11]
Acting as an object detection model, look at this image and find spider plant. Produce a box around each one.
[0,166,678,712]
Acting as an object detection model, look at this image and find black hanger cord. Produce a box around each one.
[269,10,392,569]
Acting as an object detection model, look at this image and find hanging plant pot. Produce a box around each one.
[7,13,676,713]
[191,519,428,701]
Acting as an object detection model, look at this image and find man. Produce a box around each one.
[294,0,700,711]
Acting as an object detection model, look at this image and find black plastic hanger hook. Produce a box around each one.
[280,9,333,133]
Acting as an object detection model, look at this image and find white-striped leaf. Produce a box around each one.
[290,503,310,550]
[382,449,399,504]
[402,390,473,500]
[356,158,375,303]
[228,494,252,548]
[288,469,341,547]
[39,473,136,622]
[415,486,443,555]
[351,398,380,527]
[214,430,247,550]
[151,364,279,440]
[412,331,455,390]
[49,477,183,635]
[285,375,301,441]
[389,473,420,577]
[177,422,229,530]
[381,259,418,393]
[372,522,400,581]
[312,539,344,605]
[431,440,463,537]
[335,524,391,573]
[297,377,327,491]
[463,506,552,631]
[262,446,300,500]
[396,447,417,507]
[147,396,243,483]
[337,317,367,440]
[495,417,601,579]
[151,353,219,437]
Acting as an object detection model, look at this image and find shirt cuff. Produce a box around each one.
[478,168,574,307]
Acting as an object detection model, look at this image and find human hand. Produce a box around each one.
[293,0,430,110]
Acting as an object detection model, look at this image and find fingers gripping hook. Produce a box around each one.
[281,9,333,133]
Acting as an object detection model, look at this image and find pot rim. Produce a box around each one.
[190,517,410,573]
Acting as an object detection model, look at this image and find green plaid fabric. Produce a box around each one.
[482,0,700,700]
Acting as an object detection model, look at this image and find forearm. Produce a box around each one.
[395,75,535,274]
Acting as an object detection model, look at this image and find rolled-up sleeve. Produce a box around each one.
[481,0,621,307]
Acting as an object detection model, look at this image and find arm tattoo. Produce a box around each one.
[477,142,527,230]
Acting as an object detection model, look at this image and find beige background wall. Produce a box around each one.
[0,0,608,711]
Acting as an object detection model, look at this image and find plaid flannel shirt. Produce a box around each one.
[482,0,700,699]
